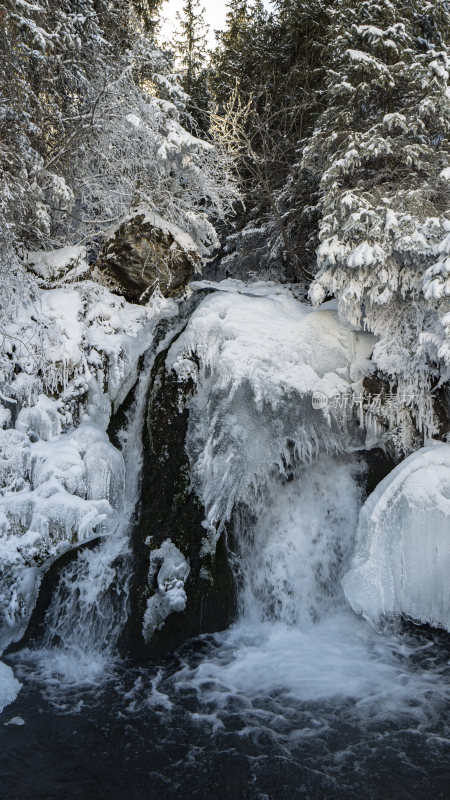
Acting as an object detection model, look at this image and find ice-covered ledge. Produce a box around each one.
[343,443,450,631]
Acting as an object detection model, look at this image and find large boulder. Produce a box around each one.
[96,210,201,302]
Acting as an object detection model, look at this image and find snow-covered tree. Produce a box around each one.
[174,0,210,132]
[211,0,330,279]
[302,0,450,436]
[0,0,238,289]
[64,37,237,255]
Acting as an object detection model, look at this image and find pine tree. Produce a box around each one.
[211,0,330,279]
[211,0,250,109]
[131,0,164,33]
[303,0,450,435]
[174,0,210,132]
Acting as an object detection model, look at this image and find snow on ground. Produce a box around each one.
[343,443,450,631]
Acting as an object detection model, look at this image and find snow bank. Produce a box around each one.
[167,283,374,534]
[343,444,450,631]
[0,661,21,715]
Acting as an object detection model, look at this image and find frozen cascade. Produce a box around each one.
[167,284,374,542]
[165,284,450,724]
[14,351,156,685]
[10,308,188,687]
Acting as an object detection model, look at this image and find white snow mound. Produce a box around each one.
[343,444,450,631]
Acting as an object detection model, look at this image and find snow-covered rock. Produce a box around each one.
[343,444,450,631]
[96,210,201,303]
[16,395,61,442]
[142,539,190,641]
[0,661,21,715]
[27,246,89,284]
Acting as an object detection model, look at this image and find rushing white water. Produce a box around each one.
[234,458,363,626]
[168,454,449,732]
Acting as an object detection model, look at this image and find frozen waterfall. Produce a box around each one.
[1,282,449,752]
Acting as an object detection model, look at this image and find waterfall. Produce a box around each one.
[162,286,449,723]
[1,285,448,800]
[233,456,364,626]
[11,309,191,688]
[12,350,153,686]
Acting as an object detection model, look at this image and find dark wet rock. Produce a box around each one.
[124,345,236,661]
[96,211,201,303]
[356,447,397,498]
[433,381,450,440]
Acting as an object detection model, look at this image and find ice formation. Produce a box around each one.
[4,276,178,415]
[0,419,123,651]
[143,539,190,641]
[167,282,374,534]
[0,661,21,714]
[343,444,450,631]
[0,272,179,658]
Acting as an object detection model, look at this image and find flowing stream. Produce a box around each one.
[1,302,449,799]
